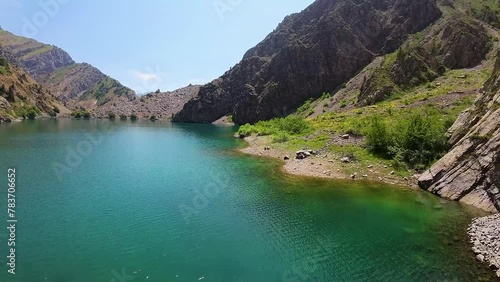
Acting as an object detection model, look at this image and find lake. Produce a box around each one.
[0,119,494,281]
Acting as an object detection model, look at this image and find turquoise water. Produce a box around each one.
[0,120,495,282]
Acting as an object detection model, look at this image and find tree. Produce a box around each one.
[6,85,15,102]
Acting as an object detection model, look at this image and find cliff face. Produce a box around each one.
[0,30,134,108]
[419,52,500,213]
[0,46,69,121]
[174,0,442,124]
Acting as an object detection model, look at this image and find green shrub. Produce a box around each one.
[26,109,37,120]
[237,124,255,137]
[272,132,290,143]
[364,110,449,168]
[393,111,448,167]
[120,114,127,120]
[297,99,313,114]
[340,99,348,108]
[470,134,491,142]
[130,114,138,121]
[365,117,391,155]
[82,112,91,119]
[236,116,310,137]
[150,115,158,121]
[108,112,116,120]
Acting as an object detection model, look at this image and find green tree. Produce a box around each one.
[6,85,15,102]
[365,117,391,155]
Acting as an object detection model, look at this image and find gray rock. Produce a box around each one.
[341,157,350,163]
[419,51,500,213]
[477,254,485,262]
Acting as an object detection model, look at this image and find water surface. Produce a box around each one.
[0,120,494,281]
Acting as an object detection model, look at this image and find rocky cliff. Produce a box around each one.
[419,51,500,213]
[0,46,69,121]
[174,0,442,124]
[0,29,135,109]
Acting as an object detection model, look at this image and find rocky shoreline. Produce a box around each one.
[469,213,500,278]
[240,135,500,278]
[239,136,419,188]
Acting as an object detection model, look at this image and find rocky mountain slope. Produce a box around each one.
[174,0,443,124]
[0,46,69,122]
[419,51,500,213]
[0,29,135,109]
[90,85,200,119]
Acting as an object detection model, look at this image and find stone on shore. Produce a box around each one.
[468,213,500,277]
[341,157,350,163]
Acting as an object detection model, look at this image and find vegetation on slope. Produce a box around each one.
[238,0,498,176]
[0,55,68,121]
[79,77,134,106]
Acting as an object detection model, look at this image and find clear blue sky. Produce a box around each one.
[0,0,313,93]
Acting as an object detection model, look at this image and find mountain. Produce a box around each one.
[0,29,135,110]
[91,85,200,119]
[0,46,69,122]
[174,0,442,124]
[419,51,500,213]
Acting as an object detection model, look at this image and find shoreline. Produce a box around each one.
[238,135,500,278]
[469,214,500,278]
[238,135,419,189]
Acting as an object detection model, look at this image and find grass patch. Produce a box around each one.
[237,116,311,140]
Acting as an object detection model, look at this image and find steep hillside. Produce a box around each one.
[231,0,499,212]
[0,47,69,122]
[0,29,135,109]
[419,51,500,213]
[174,0,442,124]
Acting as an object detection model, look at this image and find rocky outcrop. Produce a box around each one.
[423,17,491,69]
[90,85,200,119]
[174,0,442,124]
[358,15,491,106]
[418,51,500,213]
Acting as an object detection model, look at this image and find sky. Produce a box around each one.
[0,0,314,93]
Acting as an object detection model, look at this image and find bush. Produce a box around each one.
[82,112,91,119]
[72,111,82,118]
[120,114,127,120]
[393,111,448,167]
[237,124,255,137]
[236,116,310,140]
[26,109,37,120]
[150,115,158,121]
[130,114,138,121]
[297,99,313,114]
[365,117,391,155]
[364,110,449,168]
[108,112,116,120]
[272,132,290,143]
